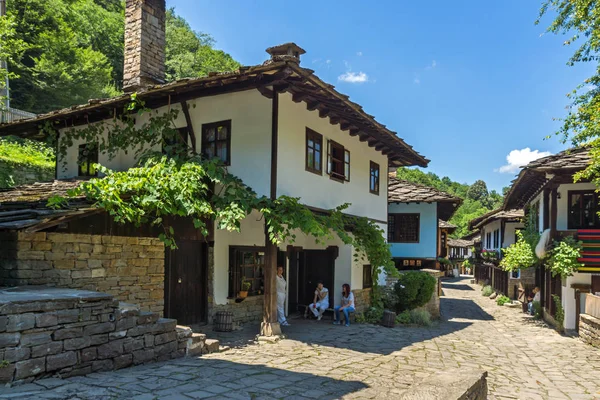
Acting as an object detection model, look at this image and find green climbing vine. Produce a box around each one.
[45,95,396,308]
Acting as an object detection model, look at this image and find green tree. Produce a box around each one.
[5,1,240,114]
[537,1,600,184]
[165,9,240,81]
[467,179,488,202]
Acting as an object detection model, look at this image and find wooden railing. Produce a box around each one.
[0,107,36,124]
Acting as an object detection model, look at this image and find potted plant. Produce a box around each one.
[238,278,252,299]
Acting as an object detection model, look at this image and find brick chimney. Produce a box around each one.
[123,0,166,92]
[264,43,306,65]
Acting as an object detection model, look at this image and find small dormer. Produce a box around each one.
[264,42,306,65]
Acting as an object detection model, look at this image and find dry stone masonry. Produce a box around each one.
[123,0,166,91]
[579,313,600,348]
[0,286,208,384]
[0,232,165,314]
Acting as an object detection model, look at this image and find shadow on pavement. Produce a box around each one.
[1,357,368,400]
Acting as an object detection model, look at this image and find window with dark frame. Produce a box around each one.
[201,120,231,165]
[486,232,492,248]
[305,128,323,174]
[162,127,189,156]
[327,139,348,181]
[568,191,600,229]
[387,213,420,243]
[369,161,380,194]
[529,201,540,232]
[77,143,98,177]
[228,247,265,298]
[363,264,373,289]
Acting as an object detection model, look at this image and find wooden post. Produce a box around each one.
[550,188,558,237]
[260,88,281,337]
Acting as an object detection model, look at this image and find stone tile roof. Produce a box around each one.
[0,60,428,167]
[468,208,524,230]
[388,175,462,204]
[0,180,86,206]
[439,220,457,229]
[504,146,591,209]
[0,180,93,230]
[448,238,473,248]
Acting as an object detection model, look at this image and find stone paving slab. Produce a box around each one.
[1,277,600,399]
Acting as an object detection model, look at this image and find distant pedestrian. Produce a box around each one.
[276,266,290,326]
[333,283,355,327]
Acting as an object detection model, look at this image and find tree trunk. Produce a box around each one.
[261,237,281,336]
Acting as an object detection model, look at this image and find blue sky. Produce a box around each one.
[168,0,594,192]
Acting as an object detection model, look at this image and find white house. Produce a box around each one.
[387,175,461,271]
[504,147,600,331]
[0,0,428,333]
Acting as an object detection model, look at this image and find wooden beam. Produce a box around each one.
[329,116,340,125]
[180,101,196,152]
[359,133,369,142]
[307,101,319,111]
[291,92,307,103]
[319,108,330,118]
[257,86,274,99]
[349,128,360,136]
[339,121,350,131]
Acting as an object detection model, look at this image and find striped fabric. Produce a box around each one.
[577,230,600,272]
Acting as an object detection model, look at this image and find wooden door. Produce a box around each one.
[164,240,208,325]
[592,275,600,294]
[298,250,335,307]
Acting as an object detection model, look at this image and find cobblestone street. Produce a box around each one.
[1,277,599,399]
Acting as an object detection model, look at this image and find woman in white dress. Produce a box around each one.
[276,266,290,326]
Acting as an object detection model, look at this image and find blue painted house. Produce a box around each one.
[388,174,462,270]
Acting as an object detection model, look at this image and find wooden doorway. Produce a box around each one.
[288,248,336,312]
[164,240,208,325]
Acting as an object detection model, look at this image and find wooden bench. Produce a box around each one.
[299,305,355,322]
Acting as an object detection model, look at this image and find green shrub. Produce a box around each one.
[392,271,436,312]
[552,294,565,331]
[395,309,432,326]
[496,295,511,306]
[408,309,432,326]
[532,301,542,319]
[395,310,411,324]
[381,286,399,311]
[482,285,493,297]
[356,307,384,324]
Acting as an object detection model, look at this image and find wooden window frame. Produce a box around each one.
[305,128,323,175]
[387,213,420,243]
[567,190,600,229]
[363,264,373,289]
[228,246,265,298]
[369,161,380,195]
[77,143,98,177]
[201,120,231,166]
[327,139,348,182]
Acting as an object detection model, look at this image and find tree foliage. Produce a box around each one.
[547,236,584,278]
[4,1,240,114]
[500,231,536,272]
[389,271,436,313]
[537,1,600,185]
[395,167,503,237]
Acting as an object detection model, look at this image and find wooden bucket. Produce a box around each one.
[214,311,233,332]
[382,310,396,328]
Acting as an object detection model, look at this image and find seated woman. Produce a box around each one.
[527,287,540,315]
[333,283,355,327]
[307,281,329,321]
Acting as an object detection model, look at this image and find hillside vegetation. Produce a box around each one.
[0,136,55,188]
[394,167,505,238]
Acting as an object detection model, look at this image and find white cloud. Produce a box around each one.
[326,59,331,64]
[357,51,363,56]
[496,148,552,173]
[413,77,420,84]
[426,60,437,70]
[338,71,369,83]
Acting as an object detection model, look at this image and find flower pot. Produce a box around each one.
[238,291,248,299]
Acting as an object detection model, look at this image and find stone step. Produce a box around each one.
[186,333,206,357]
[203,338,220,354]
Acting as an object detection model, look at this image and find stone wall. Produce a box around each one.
[0,160,54,189]
[209,295,264,327]
[579,314,600,348]
[352,288,372,314]
[0,232,164,314]
[507,267,536,299]
[0,287,206,384]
